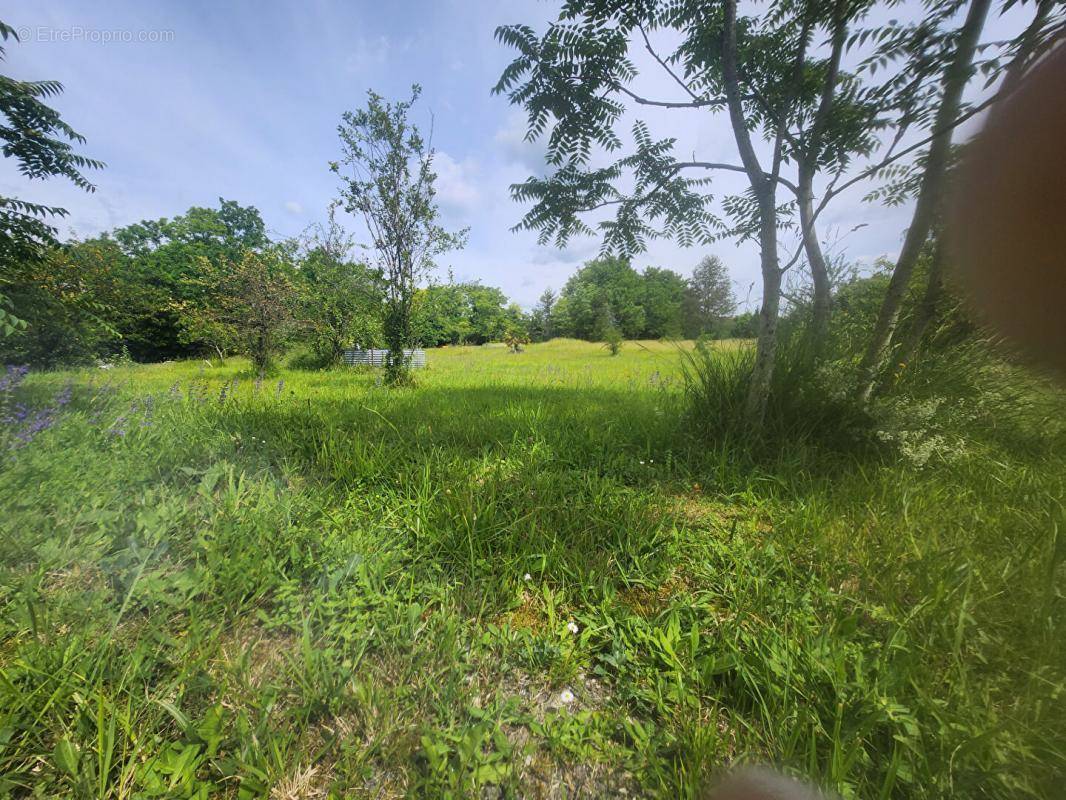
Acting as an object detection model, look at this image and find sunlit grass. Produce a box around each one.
[0,339,1062,798]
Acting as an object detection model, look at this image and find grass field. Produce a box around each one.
[1,339,1063,798]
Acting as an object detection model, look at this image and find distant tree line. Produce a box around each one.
[0,194,751,368]
[0,198,499,368]
[534,254,742,342]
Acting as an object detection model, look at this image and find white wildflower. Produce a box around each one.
[559,688,575,704]
[566,621,579,634]
[523,573,532,582]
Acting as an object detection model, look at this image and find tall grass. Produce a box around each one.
[0,339,1062,798]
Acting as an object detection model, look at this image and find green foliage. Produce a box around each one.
[3,205,286,369]
[333,85,467,385]
[294,205,384,365]
[552,256,646,339]
[640,267,686,339]
[412,279,526,347]
[0,238,174,367]
[528,288,556,342]
[0,341,1061,798]
[602,321,623,356]
[108,199,271,361]
[682,255,735,339]
[0,20,104,332]
[492,18,719,253]
[178,249,297,369]
[547,255,738,343]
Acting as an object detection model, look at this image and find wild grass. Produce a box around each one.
[0,338,1062,798]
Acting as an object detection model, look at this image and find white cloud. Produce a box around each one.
[284,200,303,215]
[433,151,480,214]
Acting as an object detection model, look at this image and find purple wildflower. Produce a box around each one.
[108,415,128,437]
[55,384,73,407]
[3,403,30,425]
[141,394,155,427]
[0,365,29,394]
[14,408,55,445]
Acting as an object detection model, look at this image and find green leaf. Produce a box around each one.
[52,738,79,777]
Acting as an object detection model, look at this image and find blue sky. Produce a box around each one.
[0,1,1027,308]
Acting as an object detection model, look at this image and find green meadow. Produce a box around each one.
[1,339,1063,798]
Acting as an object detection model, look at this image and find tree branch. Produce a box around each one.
[721,2,768,192]
[675,161,799,193]
[638,23,703,102]
[616,84,726,109]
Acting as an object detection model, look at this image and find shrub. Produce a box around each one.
[681,334,869,455]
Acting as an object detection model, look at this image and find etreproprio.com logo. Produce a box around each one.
[16,26,175,44]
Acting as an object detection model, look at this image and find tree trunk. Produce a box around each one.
[797,163,831,353]
[895,238,945,371]
[746,212,782,426]
[722,0,781,428]
[797,3,846,357]
[855,0,992,403]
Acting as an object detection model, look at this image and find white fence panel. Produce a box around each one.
[343,348,426,368]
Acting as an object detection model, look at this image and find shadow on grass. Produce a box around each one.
[196,382,882,615]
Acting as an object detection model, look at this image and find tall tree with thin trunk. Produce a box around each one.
[855,0,992,402]
[493,1,853,427]
[793,0,853,352]
[720,0,787,424]
[332,86,467,385]
[895,237,945,371]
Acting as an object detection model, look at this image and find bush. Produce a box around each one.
[286,346,337,371]
[681,334,870,455]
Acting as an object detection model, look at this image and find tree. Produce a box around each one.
[107,200,271,360]
[412,280,469,346]
[682,255,735,338]
[411,279,519,346]
[332,86,467,384]
[641,267,687,338]
[467,283,512,343]
[599,308,623,355]
[850,0,1061,400]
[853,0,992,401]
[529,288,555,341]
[179,249,296,369]
[493,2,855,425]
[0,20,104,335]
[552,257,646,340]
[494,0,1063,420]
[225,251,296,370]
[0,242,121,367]
[296,204,384,365]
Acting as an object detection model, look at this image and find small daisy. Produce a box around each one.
[559,689,575,704]
[566,621,579,635]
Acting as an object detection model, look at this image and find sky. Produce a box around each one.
[0,1,1030,309]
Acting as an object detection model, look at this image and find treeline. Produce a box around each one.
[532,254,749,342]
[0,197,752,368]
